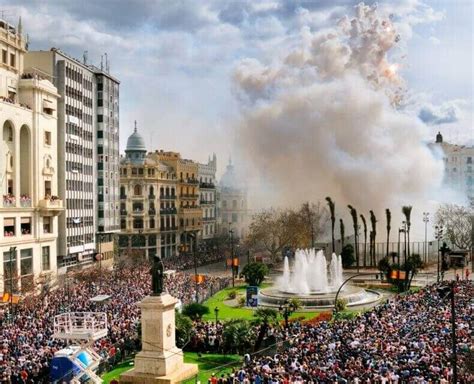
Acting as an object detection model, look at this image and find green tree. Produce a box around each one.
[360,214,368,267]
[385,208,391,258]
[287,298,301,311]
[339,218,345,248]
[348,205,359,270]
[253,308,279,352]
[325,197,336,253]
[175,311,193,348]
[404,253,423,290]
[369,210,377,266]
[341,244,355,268]
[435,203,473,250]
[182,303,210,320]
[402,206,412,258]
[222,319,252,354]
[241,262,269,286]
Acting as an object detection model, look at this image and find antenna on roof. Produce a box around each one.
[100,55,104,71]
[83,50,88,65]
[104,52,109,73]
[134,120,137,133]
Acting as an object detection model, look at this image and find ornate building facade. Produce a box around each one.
[198,154,217,241]
[0,19,62,294]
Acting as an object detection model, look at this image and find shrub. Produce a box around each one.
[237,296,246,307]
[227,290,238,300]
[334,298,348,312]
[241,262,269,286]
[341,244,355,268]
[182,303,210,320]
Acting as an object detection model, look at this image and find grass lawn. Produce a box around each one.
[202,284,322,322]
[100,352,241,384]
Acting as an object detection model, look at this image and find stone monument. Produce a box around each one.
[120,256,198,384]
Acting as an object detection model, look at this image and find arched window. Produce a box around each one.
[120,186,126,196]
[134,184,142,196]
[2,121,13,142]
[149,186,154,196]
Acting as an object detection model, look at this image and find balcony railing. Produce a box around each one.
[38,197,63,216]
[148,208,156,215]
[161,226,178,232]
[148,194,156,199]
[180,178,199,185]
[160,207,177,215]
[3,194,16,207]
[132,209,144,215]
[200,182,215,189]
[20,196,32,207]
[203,217,216,222]
[181,194,199,199]
[160,195,177,200]
[200,200,214,205]
[120,210,127,216]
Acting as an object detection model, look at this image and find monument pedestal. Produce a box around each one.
[120,294,198,384]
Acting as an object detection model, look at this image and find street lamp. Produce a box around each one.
[435,225,444,283]
[214,306,219,324]
[8,246,16,322]
[398,227,405,267]
[278,300,296,329]
[229,224,235,287]
[423,212,430,263]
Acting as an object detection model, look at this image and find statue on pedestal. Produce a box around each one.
[151,254,164,296]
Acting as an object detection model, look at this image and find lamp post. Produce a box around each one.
[334,273,377,316]
[398,228,405,267]
[8,246,16,322]
[435,225,444,283]
[402,221,407,266]
[278,300,295,329]
[229,225,235,287]
[214,306,219,324]
[423,212,429,263]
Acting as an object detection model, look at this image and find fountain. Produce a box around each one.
[258,249,381,309]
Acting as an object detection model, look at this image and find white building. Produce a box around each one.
[433,132,474,200]
[198,154,217,241]
[0,19,61,295]
[25,49,120,270]
[217,158,249,240]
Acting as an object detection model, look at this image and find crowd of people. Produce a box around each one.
[0,262,230,383]
[207,281,472,383]
[163,249,226,271]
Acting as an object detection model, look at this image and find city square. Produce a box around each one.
[0,1,473,383]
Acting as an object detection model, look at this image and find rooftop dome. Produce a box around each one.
[126,121,146,152]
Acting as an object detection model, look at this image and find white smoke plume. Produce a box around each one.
[234,3,444,219]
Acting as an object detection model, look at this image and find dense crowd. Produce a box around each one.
[163,250,226,271]
[0,263,230,383]
[209,281,472,383]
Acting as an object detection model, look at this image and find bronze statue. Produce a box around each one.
[151,254,164,295]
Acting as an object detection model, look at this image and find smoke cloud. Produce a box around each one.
[234,3,444,219]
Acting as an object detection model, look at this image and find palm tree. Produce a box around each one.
[222,319,251,355]
[402,206,412,258]
[348,205,359,272]
[339,218,345,249]
[253,308,278,352]
[325,197,336,253]
[369,210,377,266]
[360,214,367,267]
[385,209,391,258]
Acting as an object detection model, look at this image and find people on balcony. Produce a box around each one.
[3,194,15,206]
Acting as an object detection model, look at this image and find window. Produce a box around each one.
[232,200,237,209]
[42,246,50,271]
[44,181,51,197]
[43,217,52,234]
[44,131,51,145]
[222,201,227,208]
[3,249,18,293]
[10,53,15,68]
[20,248,33,276]
[21,217,31,235]
[133,219,144,229]
[4,217,15,236]
[2,50,6,64]
[467,157,473,164]
[134,184,142,195]
[232,213,238,223]
[150,218,155,229]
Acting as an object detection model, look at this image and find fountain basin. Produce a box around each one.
[258,285,382,309]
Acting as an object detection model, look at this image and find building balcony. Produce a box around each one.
[200,200,214,205]
[160,195,177,200]
[120,195,127,200]
[3,194,16,208]
[148,194,156,200]
[180,178,199,185]
[120,210,127,216]
[131,209,144,215]
[181,207,201,213]
[161,226,178,232]
[180,194,199,199]
[200,182,215,189]
[203,217,216,222]
[160,207,177,215]
[38,197,63,216]
[148,208,157,215]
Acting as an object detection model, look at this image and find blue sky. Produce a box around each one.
[4,0,472,176]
